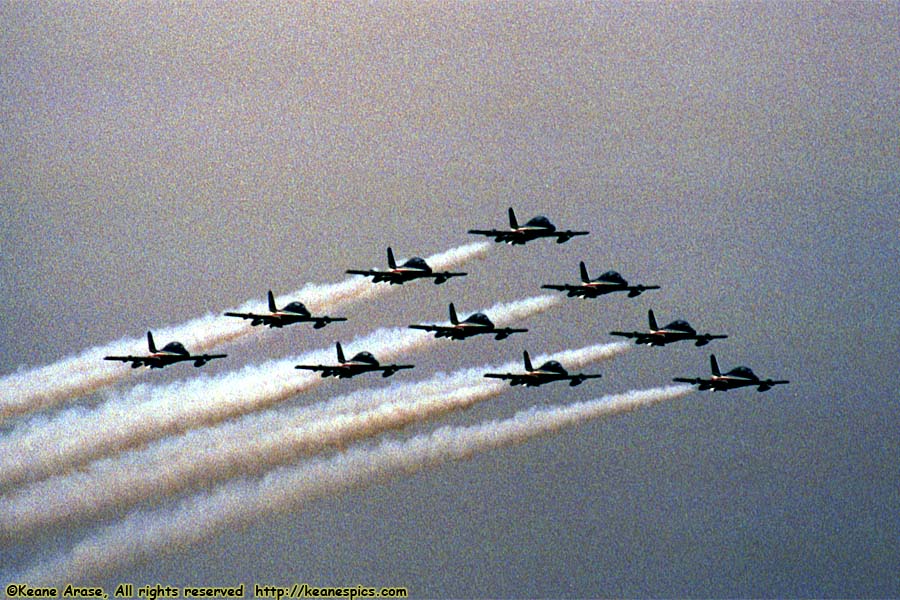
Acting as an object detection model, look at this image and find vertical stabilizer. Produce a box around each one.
[508,207,519,229]
[147,331,157,353]
[523,350,534,372]
[648,310,659,331]
[579,261,591,283]
[449,303,459,325]
[267,290,278,312]
[336,342,346,363]
[710,354,721,377]
[387,247,397,270]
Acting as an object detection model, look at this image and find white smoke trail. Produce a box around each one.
[0,242,490,422]
[0,295,559,488]
[0,342,628,533]
[21,385,694,584]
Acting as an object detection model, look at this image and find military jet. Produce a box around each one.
[294,342,414,379]
[346,247,467,285]
[542,262,660,299]
[104,331,227,369]
[468,207,589,245]
[408,303,528,341]
[673,354,789,392]
[610,310,727,347]
[224,290,347,329]
[483,350,602,387]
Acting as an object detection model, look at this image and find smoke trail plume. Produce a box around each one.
[0,242,490,422]
[1,342,628,533]
[0,295,558,488]
[21,385,694,584]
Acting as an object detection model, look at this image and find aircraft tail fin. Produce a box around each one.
[449,303,459,325]
[147,331,157,353]
[523,350,534,372]
[579,261,590,283]
[387,247,397,270]
[508,207,519,229]
[648,309,659,331]
[710,354,721,377]
[267,290,278,312]
[336,342,346,363]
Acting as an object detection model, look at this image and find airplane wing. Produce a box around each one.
[294,364,344,378]
[624,285,661,297]
[467,228,507,240]
[757,379,790,391]
[694,334,728,346]
[552,230,589,243]
[424,271,467,284]
[376,364,415,377]
[408,324,463,338]
[491,327,528,340]
[483,373,528,385]
[566,373,602,386]
[294,364,334,373]
[309,316,348,329]
[609,330,654,344]
[223,311,279,327]
[673,377,705,385]
[409,325,526,340]
[609,330,642,339]
[103,355,152,368]
[190,354,227,367]
[347,270,418,285]
[345,269,394,282]
[672,377,715,390]
[467,229,532,245]
[540,284,599,298]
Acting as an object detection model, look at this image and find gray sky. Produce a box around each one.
[2,2,899,597]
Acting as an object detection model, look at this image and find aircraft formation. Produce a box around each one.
[104,207,788,391]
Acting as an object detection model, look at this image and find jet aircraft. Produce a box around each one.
[610,310,727,347]
[346,248,467,285]
[294,342,414,379]
[468,207,589,245]
[673,354,789,392]
[408,303,528,341]
[224,290,347,329]
[104,331,227,369]
[483,350,602,387]
[542,262,660,299]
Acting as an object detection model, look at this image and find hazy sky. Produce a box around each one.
[2,2,899,598]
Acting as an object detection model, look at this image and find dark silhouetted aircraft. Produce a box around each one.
[673,354,789,392]
[408,303,528,341]
[483,350,602,387]
[224,290,347,329]
[294,342,414,379]
[468,207,589,245]
[610,310,728,347]
[104,331,227,369]
[346,247,467,285]
[542,262,660,298]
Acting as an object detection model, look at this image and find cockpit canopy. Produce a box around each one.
[350,351,379,365]
[463,313,493,327]
[282,301,310,316]
[726,366,757,380]
[536,360,567,374]
[665,320,696,333]
[523,215,555,231]
[401,257,431,272]
[596,271,627,285]
[161,341,189,355]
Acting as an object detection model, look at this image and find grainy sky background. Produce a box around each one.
[2,2,899,597]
